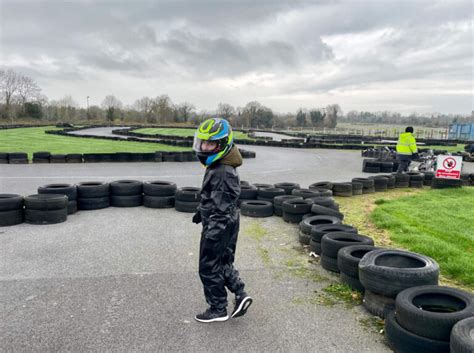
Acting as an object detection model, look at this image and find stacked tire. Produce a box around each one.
[0,152,8,164]
[298,215,341,246]
[332,183,353,197]
[282,199,313,223]
[241,200,273,217]
[359,249,440,318]
[423,172,435,186]
[386,285,473,353]
[310,202,344,220]
[273,195,302,216]
[368,175,388,192]
[310,224,357,255]
[320,232,374,273]
[408,172,424,188]
[24,194,68,224]
[239,185,258,205]
[451,317,474,353]
[0,194,24,226]
[352,178,375,194]
[77,182,110,210]
[33,151,51,163]
[257,187,285,203]
[431,178,462,189]
[8,152,28,164]
[143,181,176,208]
[337,245,379,292]
[362,159,380,173]
[274,182,300,195]
[110,180,143,207]
[38,184,78,214]
[175,187,200,213]
[394,173,410,188]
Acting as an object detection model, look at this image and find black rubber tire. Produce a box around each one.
[50,154,66,163]
[0,209,24,226]
[282,199,313,214]
[408,172,425,181]
[299,215,341,235]
[240,185,258,199]
[431,177,462,189]
[143,181,177,196]
[306,196,338,209]
[33,151,51,158]
[273,205,283,216]
[311,224,357,243]
[25,208,67,224]
[395,285,474,341]
[309,181,333,190]
[175,187,201,202]
[273,195,302,207]
[77,196,110,210]
[110,180,143,196]
[340,272,365,293]
[252,183,274,190]
[385,311,450,353]
[240,180,250,186]
[143,195,175,208]
[67,200,77,215]
[332,182,352,194]
[321,254,340,273]
[298,230,311,245]
[38,184,77,200]
[274,182,300,195]
[337,245,380,278]
[77,182,110,198]
[321,232,374,259]
[410,180,424,188]
[363,166,380,173]
[310,204,344,220]
[450,317,474,353]
[362,186,376,194]
[257,187,285,200]
[291,188,325,199]
[110,195,143,207]
[174,200,199,213]
[363,290,395,319]
[24,194,68,211]
[282,211,305,223]
[359,249,440,298]
[309,239,321,254]
[0,194,24,211]
[241,200,273,218]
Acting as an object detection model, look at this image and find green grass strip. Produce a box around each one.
[0,127,189,159]
[132,127,253,140]
[371,188,474,289]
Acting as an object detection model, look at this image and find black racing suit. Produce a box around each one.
[197,154,245,311]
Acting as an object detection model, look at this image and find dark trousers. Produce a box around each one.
[199,216,245,310]
[397,154,412,173]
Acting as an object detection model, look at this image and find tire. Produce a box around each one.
[408,172,424,181]
[241,200,273,217]
[0,209,23,226]
[273,195,302,207]
[0,194,24,211]
[359,249,440,298]
[410,180,424,188]
[309,239,321,254]
[252,183,274,190]
[321,254,340,273]
[77,182,109,198]
[273,205,283,216]
[337,245,380,278]
[451,317,474,353]
[298,230,311,245]
[67,200,77,215]
[310,204,344,220]
[352,178,375,190]
[33,151,51,159]
[363,166,380,173]
[385,311,450,353]
[299,215,341,235]
[38,184,77,200]
[431,178,462,189]
[340,272,365,292]
[240,185,258,199]
[240,180,250,186]
[77,196,110,210]
[292,188,325,199]
[50,154,66,163]
[66,154,83,163]
[369,176,388,192]
[305,196,338,209]
[110,194,143,207]
[257,187,285,200]
[321,232,374,259]
[395,285,474,341]
[143,195,175,208]
[143,181,177,196]
[282,199,313,214]
[332,182,352,194]
[274,182,300,195]
[175,187,201,202]
[174,200,199,213]
[362,186,376,194]
[24,194,68,211]
[309,181,333,190]
[311,224,357,243]
[25,208,67,225]
[282,211,306,224]
[110,180,143,196]
[364,290,395,319]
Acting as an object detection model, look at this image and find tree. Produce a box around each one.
[216,103,235,121]
[0,69,20,121]
[324,104,342,128]
[17,75,41,107]
[309,109,325,126]
[177,102,195,123]
[241,101,273,128]
[101,95,123,122]
[154,95,174,123]
[296,109,306,127]
[133,96,156,123]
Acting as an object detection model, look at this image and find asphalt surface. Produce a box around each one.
[2,128,472,352]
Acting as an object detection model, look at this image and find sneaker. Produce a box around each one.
[194,307,229,323]
[231,293,253,318]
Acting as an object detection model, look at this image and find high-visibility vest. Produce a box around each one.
[396,132,418,155]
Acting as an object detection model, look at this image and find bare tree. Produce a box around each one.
[17,75,41,107]
[133,96,156,123]
[154,95,174,123]
[177,102,195,123]
[216,103,235,121]
[0,69,20,121]
[324,104,342,128]
[101,95,123,122]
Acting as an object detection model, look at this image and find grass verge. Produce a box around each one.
[132,127,253,140]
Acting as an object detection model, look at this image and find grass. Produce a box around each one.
[132,127,253,140]
[0,127,189,159]
[370,188,474,290]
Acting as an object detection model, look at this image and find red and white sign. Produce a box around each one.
[435,155,463,179]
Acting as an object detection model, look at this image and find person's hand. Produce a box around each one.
[412,153,420,160]
[192,212,202,224]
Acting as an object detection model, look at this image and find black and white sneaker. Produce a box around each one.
[231,293,253,318]
[194,308,229,323]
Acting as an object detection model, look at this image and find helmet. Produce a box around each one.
[193,118,234,166]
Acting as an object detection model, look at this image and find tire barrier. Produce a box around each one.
[274,182,300,195]
[257,187,286,203]
[38,183,78,215]
[337,245,380,292]
[451,317,474,353]
[77,182,110,210]
[273,195,302,216]
[298,215,342,245]
[368,175,388,192]
[431,177,462,189]
[175,187,200,213]
[332,182,353,197]
[282,199,314,223]
[110,180,143,207]
[240,200,273,218]
[352,178,375,194]
[24,194,68,224]
[143,181,177,209]
[0,194,24,226]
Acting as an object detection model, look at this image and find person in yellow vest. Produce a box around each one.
[396,126,419,173]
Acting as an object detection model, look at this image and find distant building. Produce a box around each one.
[448,122,474,140]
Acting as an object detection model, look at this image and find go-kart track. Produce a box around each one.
[2,128,473,352]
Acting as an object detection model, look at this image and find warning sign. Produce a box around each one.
[435,155,463,179]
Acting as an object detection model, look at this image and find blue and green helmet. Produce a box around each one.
[193,118,234,166]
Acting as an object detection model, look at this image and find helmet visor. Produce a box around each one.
[193,134,220,153]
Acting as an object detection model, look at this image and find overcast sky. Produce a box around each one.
[1,0,472,114]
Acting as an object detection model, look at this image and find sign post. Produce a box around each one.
[435,155,463,179]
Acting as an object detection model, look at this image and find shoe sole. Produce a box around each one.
[232,297,253,318]
[194,315,229,323]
